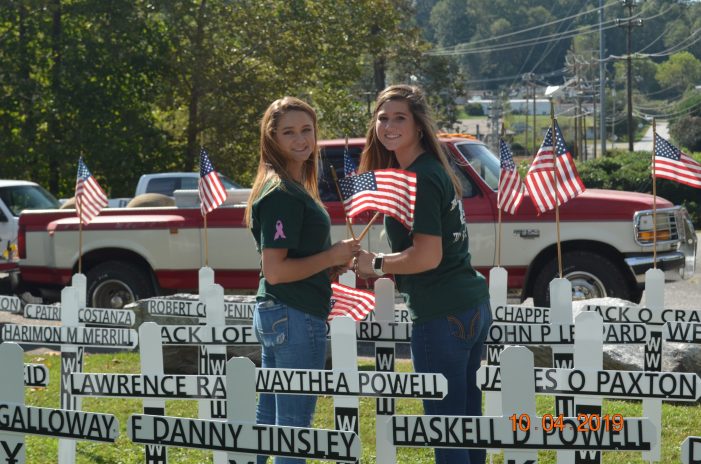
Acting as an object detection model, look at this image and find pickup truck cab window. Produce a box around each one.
[0,184,60,216]
[448,153,478,199]
[454,142,501,191]
[143,173,241,197]
[318,145,363,201]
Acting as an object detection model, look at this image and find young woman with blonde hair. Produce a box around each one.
[245,96,359,464]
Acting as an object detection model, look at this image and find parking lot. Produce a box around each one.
[653,232,701,309]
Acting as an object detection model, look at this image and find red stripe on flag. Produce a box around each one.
[328,283,375,321]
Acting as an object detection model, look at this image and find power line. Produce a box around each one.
[428,1,618,53]
[429,5,675,58]
[462,68,567,85]
[633,99,701,119]
[428,20,624,56]
[513,0,582,88]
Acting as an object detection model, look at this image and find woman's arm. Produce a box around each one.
[262,239,360,285]
[355,232,442,278]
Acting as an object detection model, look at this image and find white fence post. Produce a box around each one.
[58,286,82,464]
[0,342,26,464]
[373,277,396,463]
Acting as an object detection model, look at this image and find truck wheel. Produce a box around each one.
[532,251,634,307]
[86,261,155,309]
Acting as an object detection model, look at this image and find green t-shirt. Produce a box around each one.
[251,179,332,318]
[384,153,489,324]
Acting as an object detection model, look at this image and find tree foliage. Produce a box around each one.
[1,0,454,196]
[2,0,701,199]
[670,115,701,152]
[655,51,701,94]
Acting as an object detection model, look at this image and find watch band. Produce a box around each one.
[372,253,385,277]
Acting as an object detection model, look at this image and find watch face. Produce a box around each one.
[373,257,383,270]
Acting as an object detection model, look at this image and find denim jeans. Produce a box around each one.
[411,299,493,464]
[254,300,327,464]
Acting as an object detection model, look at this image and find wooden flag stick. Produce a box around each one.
[78,195,83,275]
[550,102,563,278]
[204,213,209,267]
[652,118,657,267]
[357,211,381,242]
[496,123,506,268]
[330,165,357,240]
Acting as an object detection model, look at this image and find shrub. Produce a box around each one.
[464,103,485,116]
[669,115,701,152]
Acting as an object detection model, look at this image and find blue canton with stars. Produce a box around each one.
[77,157,93,181]
[344,148,357,177]
[499,139,516,171]
[541,127,553,150]
[655,134,681,161]
[338,171,377,199]
[200,148,216,176]
[553,121,569,157]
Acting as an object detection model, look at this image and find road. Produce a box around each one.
[633,120,670,152]
[653,231,701,309]
[458,117,671,155]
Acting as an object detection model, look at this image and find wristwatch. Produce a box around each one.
[372,253,385,277]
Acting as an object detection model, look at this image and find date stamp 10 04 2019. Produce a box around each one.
[509,413,625,433]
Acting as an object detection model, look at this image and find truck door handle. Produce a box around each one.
[514,229,540,238]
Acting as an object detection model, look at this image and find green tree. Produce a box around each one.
[0,0,172,197]
[655,51,701,94]
[670,115,701,152]
[152,0,381,185]
[429,0,471,48]
[613,57,659,96]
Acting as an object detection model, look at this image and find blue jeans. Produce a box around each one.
[411,300,492,464]
[254,300,327,464]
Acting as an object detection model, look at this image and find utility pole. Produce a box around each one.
[522,74,530,155]
[616,0,644,152]
[489,96,503,153]
[573,60,580,160]
[593,91,598,159]
[522,73,536,155]
[599,0,606,157]
[611,86,616,142]
[532,82,536,154]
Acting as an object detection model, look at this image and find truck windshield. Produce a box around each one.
[0,185,61,216]
[149,174,242,197]
[453,142,501,191]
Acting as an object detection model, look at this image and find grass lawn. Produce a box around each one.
[21,351,701,463]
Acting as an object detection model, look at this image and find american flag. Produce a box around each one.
[338,169,417,229]
[343,146,357,177]
[199,148,228,215]
[524,121,586,213]
[328,283,375,321]
[654,134,701,189]
[497,139,525,215]
[75,157,108,225]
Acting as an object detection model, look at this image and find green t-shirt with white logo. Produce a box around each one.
[251,179,332,318]
[384,153,489,324]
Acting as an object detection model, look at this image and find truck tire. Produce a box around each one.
[532,251,634,308]
[86,261,155,309]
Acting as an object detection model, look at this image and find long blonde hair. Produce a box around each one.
[359,84,462,197]
[245,97,321,227]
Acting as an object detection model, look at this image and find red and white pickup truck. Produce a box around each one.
[12,136,698,308]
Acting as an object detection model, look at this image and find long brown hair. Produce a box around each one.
[245,97,321,227]
[359,84,462,197]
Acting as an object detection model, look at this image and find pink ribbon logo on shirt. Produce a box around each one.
[274,220,286,240]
